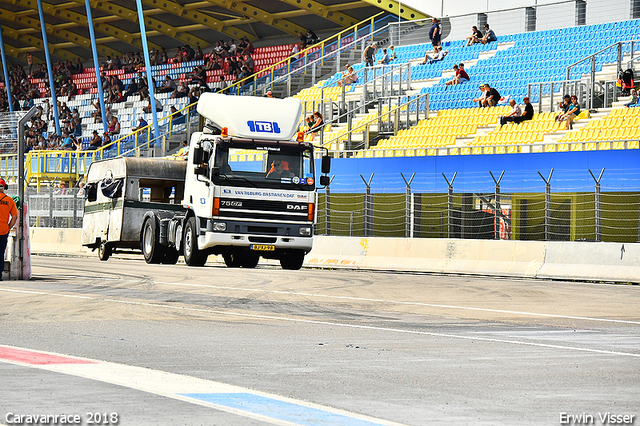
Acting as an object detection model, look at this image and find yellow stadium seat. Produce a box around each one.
[544,144,556,152]
[558,143,569,152]
[416,149,426,156]
[613,141,625,149]
[571,143,582,151]
[598,142,611,150]
[427,148,436,156]
[507,145,519,154]
[495,146,506,154]
[585,142,596,150]
[460,147,471,155]
[628,140,639,149]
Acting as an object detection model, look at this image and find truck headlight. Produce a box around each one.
[213,222,227,232]
[299,226,312,236]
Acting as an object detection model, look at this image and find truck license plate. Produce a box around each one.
[250,244,275,251]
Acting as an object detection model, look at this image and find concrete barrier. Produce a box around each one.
[27,228,640,284]
[538,241,640,283]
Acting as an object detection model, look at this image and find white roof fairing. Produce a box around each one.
[196,93,303,141]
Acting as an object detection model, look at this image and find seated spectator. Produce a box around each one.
[624,89,638,107]
[242,37,255,55]
[306,29,319,45]
[171,82,189,99]
[499,99,522,126]
[554,95,572,121]
[123,78,139,100]
[445,63,469,86]
[337,65,358,87]
[237,66,252,80]
[480,24,497,45]
[465,26,483,46]
[480,83,501,107]
[227,39,237,56]
[557,95,580,130]
[172,140,189,158]
[420,46,447,64]
[102,132,112,147]
[195,46,204,61]
[377,48,390,65]
[388,45,396,61]
[107,116,120,136]
[60,132,75,150]
[513,97,534,123]
[87,130,102,150]
[158,75,177,93]
[170,106,185,125]
[73,117,82,137]
[112,55,122,70]
[132,117,148,132]
[143,97,163,113]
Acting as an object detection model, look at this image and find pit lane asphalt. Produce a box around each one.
[0,255,639,426]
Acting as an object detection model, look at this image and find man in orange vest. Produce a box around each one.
[0,179,18,281]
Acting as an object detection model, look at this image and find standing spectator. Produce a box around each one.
[306,29,319,45]
[499,99,522,125]
[481,24,497,45]
[429,18,442,47]
[363,42,377,67]
[297,32,308,49]
[445,63,469,86]
[465,26,483,46]
[0,178,18,281]
[377,48,390,65]
[557,95,580,130]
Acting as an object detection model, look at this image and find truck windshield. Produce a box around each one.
[212,141,315,190]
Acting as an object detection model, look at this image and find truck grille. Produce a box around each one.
[218,198,309,222]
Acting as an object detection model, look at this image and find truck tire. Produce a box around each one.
[162,248,180,265]
[98,241,112,261]
[280,250,305,270]
[142,218,165,264]
[223,252,242,268]
[241,253,260,268]
[183,217,207,266]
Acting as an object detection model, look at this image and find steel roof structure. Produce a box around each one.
[0,0,429,65]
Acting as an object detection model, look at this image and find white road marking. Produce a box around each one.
[152,280,640,326]
[1,287,639,358]
[0,344,407,426]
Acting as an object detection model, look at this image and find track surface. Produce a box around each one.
[1,256,639,426]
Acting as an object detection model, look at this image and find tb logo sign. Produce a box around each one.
[247,121,281,134]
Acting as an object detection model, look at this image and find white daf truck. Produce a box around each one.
[82,92,330,270]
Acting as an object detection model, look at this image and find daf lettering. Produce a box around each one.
[287,204,307,211]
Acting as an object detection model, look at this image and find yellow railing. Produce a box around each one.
[24,102,195,187]
[222,11,385,95]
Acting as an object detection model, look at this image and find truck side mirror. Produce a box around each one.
[320,175,330,186]
[193,146,203,164]
[321,155,331,174]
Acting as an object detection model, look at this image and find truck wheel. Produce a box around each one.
[223,252,242,268]
[183,217,207,266]
[162,248,180,265]
[280,250,305,270]
[98,241,112,261]
[142,218,165,264]
[241,253,260,268]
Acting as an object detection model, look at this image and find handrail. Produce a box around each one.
[221,11,388,96]
[317,93,429,152]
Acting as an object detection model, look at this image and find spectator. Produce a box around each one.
[171,81,189,99]
[465,26,483,46]
[429,17,442,47]
[87,130,102,150]
[307,111,324,141]
[132,117,148,132]
[337,65,358,87]
[102,132,112,147]
[227,39,237,56]
[388,45,396,61]
[243,38,255,55]
[306,29,319,45]
[420,45,448,64]
[557,95,580,130]
[170,106,185,125]
[624,89,638,107]
[158,75,177,93]
[243,53,255,73]
[297,32,308,49]
[112,55,122,70]
[378,48,390,65]
[482,83,501,107]
[265,90,274,98]
[499,99,522,125]
[60,132,75,150]
[195,46,204,61]
[554,95,572,121]
[73,117,82,137]
[513,97,534,124]
[143,97,163,113]
[363,42,377,67]
[445,63,469,86]
[107,116,120,136]
[172,140,189,158]
[123,78,138,100]
[481,24,497,45]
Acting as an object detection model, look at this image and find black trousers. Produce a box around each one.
[0,233,8,280]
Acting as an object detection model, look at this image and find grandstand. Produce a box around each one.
[2,0,640,242]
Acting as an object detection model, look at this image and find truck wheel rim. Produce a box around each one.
[143,224,152,255]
